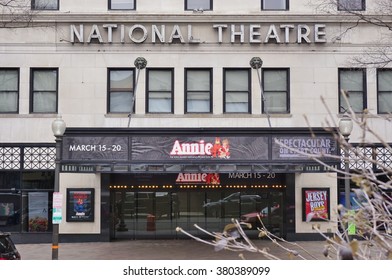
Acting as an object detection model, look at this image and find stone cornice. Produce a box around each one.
[2,13,391,24]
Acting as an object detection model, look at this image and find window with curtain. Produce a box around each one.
[262,69,289,114]
[108,69,135,113]
[30,69,58,113]
[185,0,212,10]
[31,0,59,10]
[262,0,289,10]
[185,69,212,113]
[224,69,251,113]
[146,69,174,113]
[0,69,19,113]
[338,0,365,11]
[109,0,135,10]
[377,69,392,114]
[339,69,366,113]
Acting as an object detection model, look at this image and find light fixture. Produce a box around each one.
[338,114,353,138]
[51,115,66,260]
[249,57,271,127]
[338,114,354,211]
[51,115,66,137]
[128,57,148,127]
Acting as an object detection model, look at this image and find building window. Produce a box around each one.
[262,0,289,10]
[108,69,135,113]
[339,69,366,113]
[377,69,392,114]
[30,68,58,113]
[31,0,59,10]
[146,69,174,113]
[185,69,212,113]
[223,69,251,113]
[337,0,365,11]
[0,69,19,113]
[262,69,290,114]
[185,0,212,11]
[109,0,135,10]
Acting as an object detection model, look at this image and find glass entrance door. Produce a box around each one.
[110,191,136,239]
[110,189,285,239]
[241,190,284,238]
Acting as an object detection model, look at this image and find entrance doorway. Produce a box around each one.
[109,189,285,240]
[110,191,176,239]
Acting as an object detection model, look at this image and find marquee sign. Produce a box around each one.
[61,133,338,165]
[175,173,220,184]
[272,136,337,160]
[62,136,129,161]
[131,136,269,161]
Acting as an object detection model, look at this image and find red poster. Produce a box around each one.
[303,188,330,222]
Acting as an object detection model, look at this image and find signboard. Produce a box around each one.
[348,210,356,235]
[131,136,269,161]
[61,164,95,173]
[66,188,95,222]
[69,23,327,45]
[62,136,129,161]
[302,188,330,222]
[109,172,286,187]
[272,136,337,160]
[59,130,339,173]
[52,192,63,225]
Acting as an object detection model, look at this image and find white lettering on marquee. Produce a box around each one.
[170,140,213,156]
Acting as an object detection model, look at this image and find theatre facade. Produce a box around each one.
[1,1,391,243]
[50,127,339,242]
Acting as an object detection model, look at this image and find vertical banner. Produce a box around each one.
[28,192,49,232]
[302,188,330,222]
[52,192,63,224]
[66,188,95,222]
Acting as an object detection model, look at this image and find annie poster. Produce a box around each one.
[66,188,94,222]
[302,188,330,222]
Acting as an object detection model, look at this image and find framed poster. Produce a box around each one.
[302,188,330,222]
[66,188,95,222]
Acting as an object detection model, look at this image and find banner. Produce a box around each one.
[302,188,330,222]
[66,188,95,222]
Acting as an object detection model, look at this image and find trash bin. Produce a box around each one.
[146,214,156,231]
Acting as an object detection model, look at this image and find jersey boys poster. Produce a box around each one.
[302,188,330,222]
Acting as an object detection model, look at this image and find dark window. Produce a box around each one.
[108,68,135,113]
[31,0,59,10]
[30,68,58,113]
[185,69,212,113]
[0,170,54,233]
[146,69,174,113]
[185,0,212,11]
[0,69,19,113]
[338,0,365,11]
[262,0,289,10]
[262,69,290,113]
[109,0,135,10]
[22,172,54,190]
[223,69,251,113]
[339,68,366,113]
[377,69,392,114]
[0,172,20,190]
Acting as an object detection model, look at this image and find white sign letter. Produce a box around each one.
[70,24,84,43]
[129,24,148,43]
[213,24,227,43]
[297,25,311,44]
[87,25,103,43]
[314,24,327,43]
[103,24,117,43]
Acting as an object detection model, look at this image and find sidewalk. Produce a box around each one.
[16,239,329,260]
